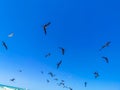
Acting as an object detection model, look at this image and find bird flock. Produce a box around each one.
[1,22,112,90]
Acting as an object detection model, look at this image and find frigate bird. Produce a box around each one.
[48,72,55,77]
[43,22,51,35]
[84,82,87,87]
[99,41,111,51]
[8,32,14,37]
[10,78,15,82]
[58,82,65,86]
[57,60,62,69]
[2,41,8,50]
[59,47,65,55]
[45,53,51,58]
[94,72,99,78]
[102,56,109,63]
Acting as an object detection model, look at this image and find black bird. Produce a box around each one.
[2,41,8,50]
[43,22,51,35]
[61,80,64,82]
[48,72,55,77]
[84,82,87,87]
[45,53,51,58]
[102,56,109,63]
[57,60,62,69]
[10,78,15,82]
[99,41,111,51]
[58,82,65,86]
[94,72,99,79]
[59,47,65,55]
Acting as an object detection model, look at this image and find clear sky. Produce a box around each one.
[0,0,120,90]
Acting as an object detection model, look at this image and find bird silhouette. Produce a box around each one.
[84,82,87,87]
[59,47,65,55]
[10,78,15,82]
[45,53,51,58]
[102,56,109,63]
[19,70,22,72]
[46,79,50,83]
[99,41,111,51]
[54,78,58,81]
[41,71,44,74]
[2,41,8,50]
[43,22,51,35]
[48,72,55,77]
[94,72,99,79]
[57,60,62,69]
[68,87,73,90]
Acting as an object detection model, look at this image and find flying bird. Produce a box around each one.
[102,56,109,63]
[45,53,51,58]
[94,72,99,79]
[54,78,58,81]
[68,87,73,90]
[84,82,87,87]
[59,47,65,55]
[46,79,50,83]
[57,60,62,69]
[48,72,55,77]
[2,41,8,50]
[19,70,22,72]
[43,22,51,35]
[41,71,44,74]
[8,32,14,37]
[99,41,111,51]
[10,78,15,82]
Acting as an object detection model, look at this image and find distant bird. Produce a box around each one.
[68,87,73,90]
[19,70,22,72]
[48,72,55,77]
[2,41,8,50]
[94,72,99,79]
[99,41,111,51]
[59,47,65,55]
[45,53,51,58]
[46,79,50,83]
[57,60,62,69]
[102,56,109,63]
[43,22,51,35]
[58,82,65,86]
[84,82,87,87]
[10,78,15,82]
[41,71,44,74]
[54,78,58,81]
[61,80,65,82]
[8,32,14,38]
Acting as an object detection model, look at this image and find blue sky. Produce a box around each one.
[0,0,120,90]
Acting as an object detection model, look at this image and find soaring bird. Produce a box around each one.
[45,53,51,58]
[57,60,62,69]
[10,78,15,82]
[102,56,109,63]
[84,82,87,87]
[8,32,14,38]
[43,22,51,35]
[48,72,55,77]
[59,47,65,55]
[99,41,111,51]
[94,72,99,79]
[2,41,8,50]
[68,87,73,90]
